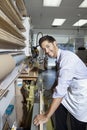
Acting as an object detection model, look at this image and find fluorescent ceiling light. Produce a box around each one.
[43,0,62,7]
[79,0,87,8]
[73,19,87,26]
[52,18,66,26]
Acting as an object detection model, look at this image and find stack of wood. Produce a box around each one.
[0,0,27,49]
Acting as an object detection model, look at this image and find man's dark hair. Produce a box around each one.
[39,35,56,47]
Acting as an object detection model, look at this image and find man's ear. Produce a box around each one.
[53,41,57,46]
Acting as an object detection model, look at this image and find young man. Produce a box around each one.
[34,35,87,130]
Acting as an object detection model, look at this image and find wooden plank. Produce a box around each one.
[16,0,27,16]
[19,77,37,81]
[0,28,25,47]
[10,0,22,20]
[0,0,25,31]
[40,91,44,130]
[0,10,25,40]
[0,41,24,49]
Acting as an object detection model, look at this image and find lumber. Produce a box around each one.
[39,91,44,130]
[16,0,27,16]
[0,10,25,40]
[0,0,25,30]
[0,28,25,47]
[10,0,22,19]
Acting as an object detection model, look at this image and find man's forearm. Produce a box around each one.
[46,97,63,119]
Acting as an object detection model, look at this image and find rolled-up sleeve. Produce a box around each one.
[53,56,76,98]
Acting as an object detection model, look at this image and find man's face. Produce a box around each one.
[41,40,57,58]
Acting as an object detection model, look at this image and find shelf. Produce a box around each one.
[0,0,30,128]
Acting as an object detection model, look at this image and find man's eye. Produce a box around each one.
[46,45,50,48]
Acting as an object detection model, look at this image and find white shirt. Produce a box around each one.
[53,49,87,122]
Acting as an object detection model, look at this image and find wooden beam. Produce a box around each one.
[0,10,25,40]
[0,0,25,31]
[10,0,22,20]
[16,0,27,16]
[0,41,24,49]
[0,28,25,47]
[40,91,44,130]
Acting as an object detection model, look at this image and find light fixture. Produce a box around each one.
[73,19,87,27]
[52,18,66,26]
[43,0,62,7]
[79,0,87,8]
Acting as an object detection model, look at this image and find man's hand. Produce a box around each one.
[33,113,49,126]
[34,97,63,126]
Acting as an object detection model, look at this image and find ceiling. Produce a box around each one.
[24,0,87,30]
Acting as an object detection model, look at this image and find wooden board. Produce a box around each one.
[16,0,27,16]
[0,0,25,30]
[10,0,22,20]
[0,10,25,40]
[40,91,44,130]
[0,28,25,47]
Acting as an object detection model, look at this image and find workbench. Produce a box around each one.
[19,66,38,82]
